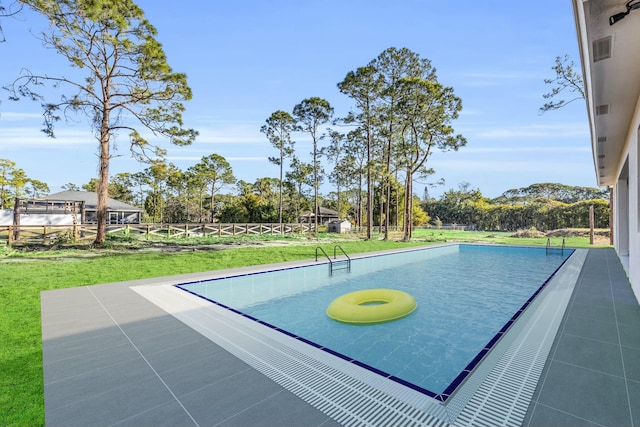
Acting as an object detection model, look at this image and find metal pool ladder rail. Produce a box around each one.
[315,245,351,275]
[545,238,566,255]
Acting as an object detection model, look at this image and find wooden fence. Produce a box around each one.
[1,223,315,246]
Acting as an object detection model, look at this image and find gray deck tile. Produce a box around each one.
[619,323,640,350]
[131,326,210,355]
[42,327,129,363]
[156,353,252,398]
[142,337,226,374]
[622,346,640,382]
[570,290,614,309]
[526,404,604,427]
[117,316,193,343]
[44,356,160,410]
[552,334,624,377]
[627,379,640,426]
[524,248,639,427]
[561,312,620,344]
[109,400,199,427]
[567,300,618,324]
[536,361,632,426]
[41,311,116,338]
[43,337,141,384]
[611,282,636,307]
[215,388,343,427]
[178,368,292,426]
[616,305,640,327]
[45,376,176,427]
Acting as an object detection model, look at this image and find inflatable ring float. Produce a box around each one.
[326,288,417,325]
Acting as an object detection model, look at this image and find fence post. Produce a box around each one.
[146,224,150,240]
[12,197,20,242]
[43,226,47,244]
[8,226,13,247]
[80,201,86,238]
[184,223,188,238]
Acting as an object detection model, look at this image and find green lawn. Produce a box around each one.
[0,231,606,427]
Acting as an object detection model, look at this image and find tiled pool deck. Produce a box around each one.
[41,248,640,426]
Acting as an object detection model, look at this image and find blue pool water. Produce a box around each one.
[178,244,572,399]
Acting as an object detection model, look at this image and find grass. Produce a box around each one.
[0,230,607,426]
[409,229,604,247]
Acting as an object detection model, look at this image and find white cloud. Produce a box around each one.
[0,127,94,146]
[0,112,44,121]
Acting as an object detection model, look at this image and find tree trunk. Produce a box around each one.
[394,169,399,229]
[210,183,216,223]
[278,152,283,227]
[383,139,391,241]
[314,142,319,235]
[95,124,110,245]
[357,172,363,230]
[337,182,341,220]
[366,136,373,240]
[403,169,413,241]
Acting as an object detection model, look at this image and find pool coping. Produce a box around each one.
[132,243,587,426]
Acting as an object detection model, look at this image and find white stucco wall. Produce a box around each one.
[0,210,76,226]
[628,125,640,300]
[614,112,640,303]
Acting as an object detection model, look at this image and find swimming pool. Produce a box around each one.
[177,244,573,400]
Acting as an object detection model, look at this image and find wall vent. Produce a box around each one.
[597,136,607,143]
[592,36,612,62]
[596,104,609,115]
[598,154,605,159]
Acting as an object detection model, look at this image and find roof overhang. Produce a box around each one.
[573,0,640,187]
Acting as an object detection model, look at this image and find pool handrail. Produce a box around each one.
[333,245,351,272]
[545,238,566,256]
[315,246,351,275]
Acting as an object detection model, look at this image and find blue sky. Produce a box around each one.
[0,0,594,199]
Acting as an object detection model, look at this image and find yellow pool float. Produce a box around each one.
[326,288,417,324]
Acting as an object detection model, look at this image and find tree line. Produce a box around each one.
[2,153,608,233]
[423,182,609,231]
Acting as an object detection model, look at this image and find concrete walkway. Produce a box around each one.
[41,248,639,426]
[523,248,640,426]
[41,267,342,427]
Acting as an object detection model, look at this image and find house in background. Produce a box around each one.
[42,191,142,224]
[299,207,340,225]
[573,0,640,301]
